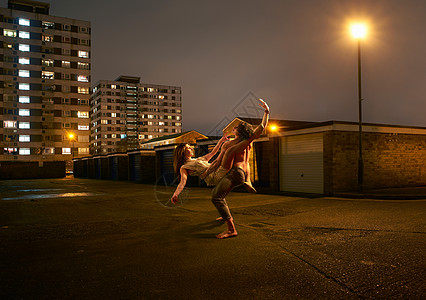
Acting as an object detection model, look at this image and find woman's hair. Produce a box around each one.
[236,122,254,140]
[173,143,188,175]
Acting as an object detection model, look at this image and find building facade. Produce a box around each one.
[90,76,182,154]
[0,0,91,167]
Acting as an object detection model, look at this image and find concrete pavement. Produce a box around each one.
[0,177,425,299]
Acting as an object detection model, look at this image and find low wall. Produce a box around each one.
[0,161,66,180]
[324,131,426,193]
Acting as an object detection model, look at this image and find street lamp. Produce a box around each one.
[351,23,367,192]
[68,132,76,158]
[268,124,278,133]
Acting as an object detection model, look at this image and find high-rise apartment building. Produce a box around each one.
[90,76,182,154]
[0,0,91,167]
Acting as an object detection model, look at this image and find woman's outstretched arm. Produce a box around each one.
[202,134,230,162]
[171,167,188,204]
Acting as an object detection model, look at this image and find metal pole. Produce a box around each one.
[357,39,363,192]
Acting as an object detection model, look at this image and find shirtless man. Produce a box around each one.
[211,99,270,239]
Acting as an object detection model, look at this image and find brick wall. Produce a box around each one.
[324,131,426,193]
[0,161,65,180]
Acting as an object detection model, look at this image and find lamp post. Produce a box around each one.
[68,132,76,159]
[351,23,367,192]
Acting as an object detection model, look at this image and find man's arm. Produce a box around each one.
[250,98,270,141]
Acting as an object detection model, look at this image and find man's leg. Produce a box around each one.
[211,167,245,239]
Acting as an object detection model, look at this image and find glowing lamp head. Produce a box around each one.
[68,133,75,139]
[351,24,367,39]
[269,125,278,132]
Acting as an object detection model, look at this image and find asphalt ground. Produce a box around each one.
[0,177,425,299]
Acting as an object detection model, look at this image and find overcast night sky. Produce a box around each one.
[5,0,425,134]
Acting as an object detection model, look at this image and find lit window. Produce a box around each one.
[18,122,30,129]
[78,148,89,154]
[19,148,31,155]
[3,29,16,37]
[78,111,89,118]
[78,125,89,130]
[19,58,30,65]
[78,62,89,69]
[176,116,181,120]
[4,121,17,128]
[19,31,30,39]
[19,83,30,90]
[62,61,71,68]
[42,35,53,42]
[148,115,154,119]
[101,120,108,124]
[62,148,71,155]
[148,135,153,139]
[19,135,30,142]
[42,71,54,79]
[19,96,30,103]
[111,113,116,117]
[148,121,153,125]
[77,75,89,82]
[42,21,54,29]
[42,59,54,67]
[78,136,89,142]
[4,148,18,155]
[19,70,30,78]
[19,109,30,116]
[78,87,89,94]
[78,50,89,58]
[159,122,165,126]
[121,134,127,139]
[175,122,181,126]
[19,44,30,52]
[43,148,55,154]
[18,18,30,26]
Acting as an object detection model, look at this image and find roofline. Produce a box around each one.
[285,120,426,131]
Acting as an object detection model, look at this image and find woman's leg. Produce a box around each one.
[243,147,256,193]
[201,139,236,179]
[220,137,254,170]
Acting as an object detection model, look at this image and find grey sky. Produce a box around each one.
[7,0,425,133]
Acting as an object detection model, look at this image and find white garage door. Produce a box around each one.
[280,133,324,194]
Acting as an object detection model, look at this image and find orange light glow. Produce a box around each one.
[269,125,278,132]
[351,23,367,39]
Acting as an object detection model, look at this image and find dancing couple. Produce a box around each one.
[171,98,270,239]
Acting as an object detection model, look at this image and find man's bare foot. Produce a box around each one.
[216,230,238,239]
[215,216,224,221]
[243,181,257,193]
